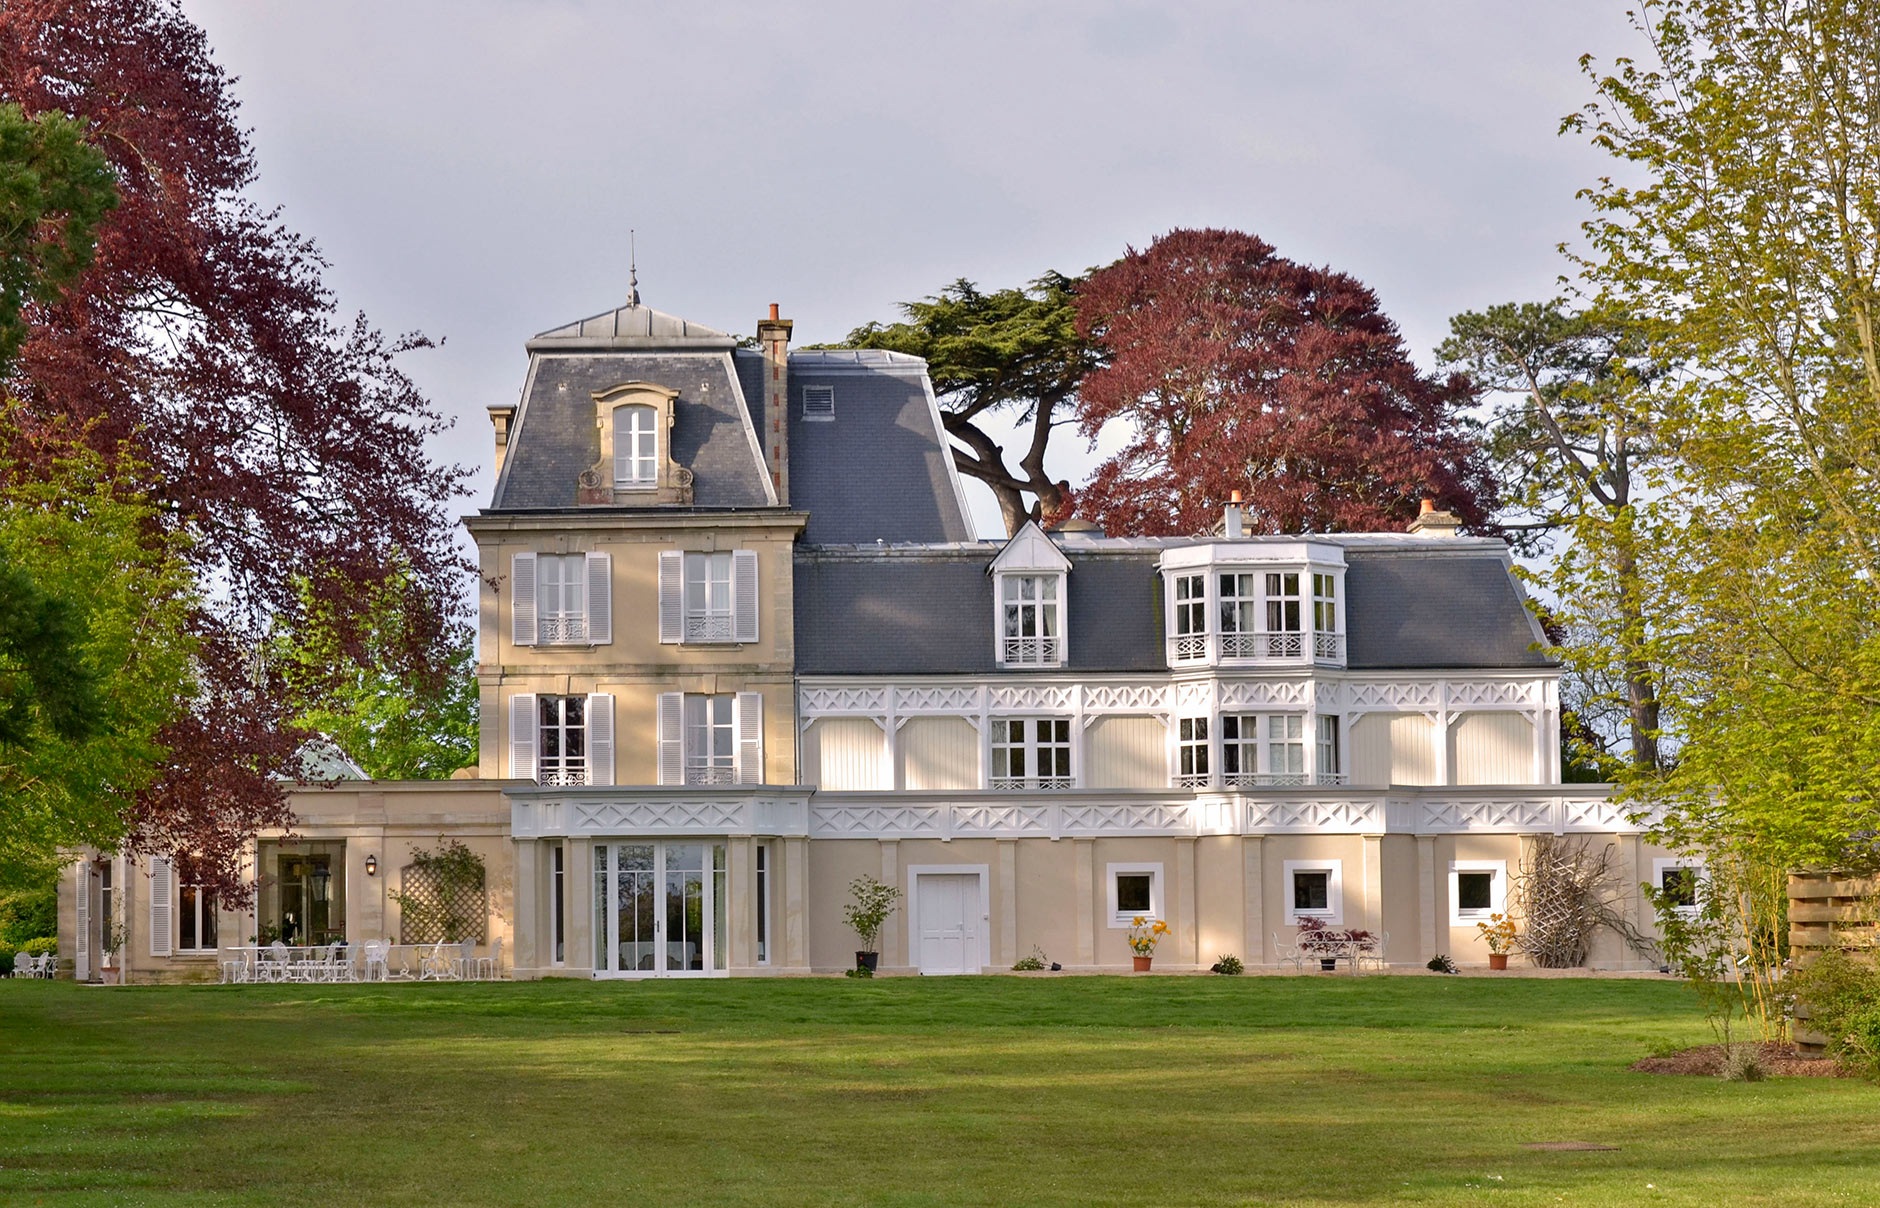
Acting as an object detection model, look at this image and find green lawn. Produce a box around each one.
[1,976,1875,1207]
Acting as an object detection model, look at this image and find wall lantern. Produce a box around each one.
[365,854,378,877]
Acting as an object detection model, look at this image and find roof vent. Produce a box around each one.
[803,385,835,421]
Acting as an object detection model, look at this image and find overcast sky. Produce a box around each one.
[184,1,1641,540]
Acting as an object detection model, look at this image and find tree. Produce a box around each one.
[1570,0,1880,871]
[276,573,478,781]
[0,413,197,891]
[1438,302,1666,769]
[837,273,1102,535]
[1072,229,1497,537]
[0,101,115,374]
[0,0,473,893]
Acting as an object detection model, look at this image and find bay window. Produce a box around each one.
[1172,573,1207,661]
[991,717,1072,789]
[1222,714,1258,787]
[1317,716,1343,783]
[1265,715,1306,784]
[1176,717,1210,787]
[1313,572,1341,659]
[1264,572,1302,656]
[1218,572,1258,657]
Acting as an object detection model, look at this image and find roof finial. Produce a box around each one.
[627,229,640,307]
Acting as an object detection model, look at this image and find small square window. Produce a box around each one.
[1283,859,1343,924]
[1456,871,1494,913]
[1293,871,1329,912]
[1106,863,1163,927]
[1661,867,1698,910]
[1115,873,1153,915]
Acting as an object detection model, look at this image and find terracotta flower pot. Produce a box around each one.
[1133,955,1152,972]
[1488,953,1509,970]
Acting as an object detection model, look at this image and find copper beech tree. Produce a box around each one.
[0,0,472,893]
[1072,228,1497,536]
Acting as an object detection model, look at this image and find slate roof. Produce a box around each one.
[795,539,1552,675]
[492,352,770,509]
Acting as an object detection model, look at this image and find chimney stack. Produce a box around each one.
[757,303,793,505]
[1224,490,1245,539]
[1407,493,1463,535]
[488,405,516,475]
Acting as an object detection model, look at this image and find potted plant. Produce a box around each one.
[1298,917,1376,971]
[842,874,901,973]
[1127,916,1168,971]
[1476,912,1517,969]
[99,918,126,985]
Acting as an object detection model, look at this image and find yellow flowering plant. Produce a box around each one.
[1475,912,1517,955]
[1127,916,1169,957]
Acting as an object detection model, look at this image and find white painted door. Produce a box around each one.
[916,874,977,975]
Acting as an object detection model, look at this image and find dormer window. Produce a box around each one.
[1313,573,1341,659]
[1218,572,1257,657]
[988,521,1072,669]
[1161,546,1345,667]
[1264,572,1302,656]
[614,404,657,488]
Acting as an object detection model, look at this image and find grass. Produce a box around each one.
[2,975,1877,1206]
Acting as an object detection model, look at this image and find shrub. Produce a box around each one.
[1427,954,1458,974]
[842,876,901,955]
[1012,946,1048,972]
[1721,1044,1766,1082]
[1210,954,1244,975]
[1790,948,1880,1078]
[23,936,56,955]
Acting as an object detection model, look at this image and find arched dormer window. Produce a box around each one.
[614,404,657,488]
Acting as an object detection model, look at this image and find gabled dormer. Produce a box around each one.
[988,521,1072,669]
[1157,541,1347,669]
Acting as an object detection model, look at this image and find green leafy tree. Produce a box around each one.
[275,572,477,780]
[1569,0,1880,871]
[836,272,1102,535]
[0,414,197,890]
[0,102,116,375]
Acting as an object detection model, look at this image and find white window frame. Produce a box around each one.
[1448,859,1507,925]
[1263,571,1303,657]
[1171,572,1209,662]
[1652,858,1705,918]
[683,552,734,645]
[538,694,588,786]
[989,716,1073,790]
[1316,715,1343,783]
[684,694,737,785]
[1221,713,1258,787]
[537,553,588,645]
[1312,570,1342,660]
[996,573,1064,667]
[177,879,217,954]
[1106,862,1164,928]
[1265,714,1307,784]
[1175,716,1211,787]
[1283,858,1344,925]
[614,403,658,488]
[1218,571,1258,658]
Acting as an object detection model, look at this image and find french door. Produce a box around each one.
[594,841,727,977]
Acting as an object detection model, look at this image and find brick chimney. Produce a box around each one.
[757,302,793,505]
[1407,494,1463,536]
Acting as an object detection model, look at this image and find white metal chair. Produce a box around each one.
[10,951,28,978]
[450,938,476,981]
[1272,932,1306,971]
[262,941,292,983]
[418,941,454,981]
[362,940,389,982]
[324,942,353,983]
[37,953,55,979]
[1358,932,1390,971]
[474,937,503,980]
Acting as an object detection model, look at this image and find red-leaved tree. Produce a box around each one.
[0,0,472,893]
[1073,228,1496,536]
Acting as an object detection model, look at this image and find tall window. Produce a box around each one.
[1266,715,1306,784]
[1218,572,1257,656]
[1316,716,1342,782]
[1265,572,1302,656]
[1177,717,1210,787]
[990,718,1072,789]
[614,404,657,487]
[1001,575,1061,665]
[1171,573,1207,661]
[684,552,734,643]
[551,844,566,965]
[1312,572,1340,659]
[539,695,587,786]
[1221,715,1258,787]
[755,843,771,964]
[179,882,218,952]
[684,694,736,784]
[537,553,588,644]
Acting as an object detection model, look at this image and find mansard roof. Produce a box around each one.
[793,536,1554,675]
[527,302,738,350]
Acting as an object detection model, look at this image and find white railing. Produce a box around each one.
[539,763,588,787]
[1170,633,1208,662]
[1170,630,1345,666]
[538,614,589,644]
[684,613,735,644]
[989,776,1074,791]
[1001,636,1060,665]
[1219,772,1340,788]
[1173,772,1212,788]
[1314,632,1344,661]
[684,763,737,786]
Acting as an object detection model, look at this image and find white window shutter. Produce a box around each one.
[586,693,615,786]
[75,861,89,980]
[733,550,759,644]
[585,552,612,645]
[657,692,684,785]
[736,691,764,785]
[512,552,538,647]
[148,856,173,957]
[658,550,682,644]
[509,693,537,780]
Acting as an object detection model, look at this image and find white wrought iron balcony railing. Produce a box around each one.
[1001,636,1061,666]
[539,763,589,787]
[1314,632,1344,661]
[538,615,589,644]
[1165,630,1345,666]
[1170,634,1209,663]
[684,613,735,644]
[1172,772,1212,788]
[1209,771,1347,788]
[684,763,738,786]
[989,776,1074,791]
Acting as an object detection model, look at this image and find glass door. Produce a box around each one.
[594,841,727,977]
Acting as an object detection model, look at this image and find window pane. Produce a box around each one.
[1116,873,1153,914]
[1457,872,1494,912]
[180,884,198,950]
[201,893,218,948]
[1662,868,1698,908]
[1294,871,1329,911]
